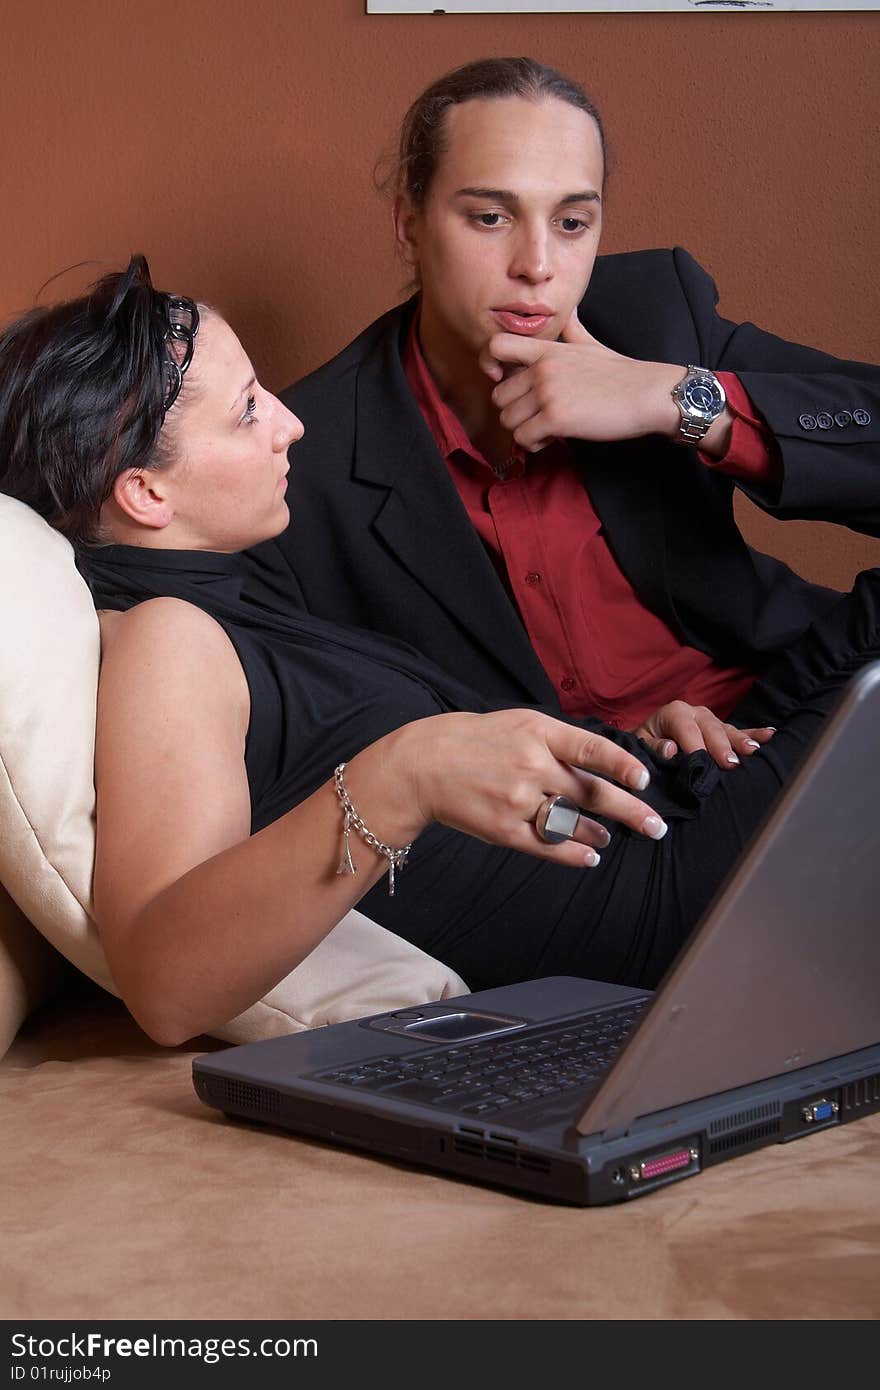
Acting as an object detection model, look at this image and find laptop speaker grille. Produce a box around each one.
[841,1073,880,1113]
[707,1118,781,1155]
[708,1101,779,1136]
[452,1134,551,1176]
[216,1078,281,1119]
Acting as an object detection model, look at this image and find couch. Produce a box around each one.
[4,492,879,1321]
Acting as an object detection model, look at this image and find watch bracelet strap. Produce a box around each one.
[676,415,712,444]
[674,364,720,444]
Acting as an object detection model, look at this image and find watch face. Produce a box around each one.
[688,382,716,412]
[683,374,725,419]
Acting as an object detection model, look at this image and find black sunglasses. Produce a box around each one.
[160,295,200,414]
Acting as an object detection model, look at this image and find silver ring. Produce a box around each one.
[535,795,581,844]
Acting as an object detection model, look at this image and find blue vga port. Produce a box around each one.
[801,1097,839,1125]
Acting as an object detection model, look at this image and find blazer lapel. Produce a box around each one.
[352,308,555,704]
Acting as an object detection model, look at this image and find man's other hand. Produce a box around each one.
[634,701,776,770]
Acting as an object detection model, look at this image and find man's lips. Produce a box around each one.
[491,306,554,335]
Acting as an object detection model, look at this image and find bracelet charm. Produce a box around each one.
[334,763,412,897]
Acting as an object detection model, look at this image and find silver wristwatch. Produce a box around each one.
[671,366,727,445]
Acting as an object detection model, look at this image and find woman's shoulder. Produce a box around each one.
[98,593,229,649]
[97,597,249,715]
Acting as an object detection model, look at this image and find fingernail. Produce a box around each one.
[642,815,668,840]
[628,767,650,790]
[584,849,601,867]
[661,741,676,759]
[727,752,740,764]
[766,727,777,734]
[744,739,760,750]
[595,826,612,848]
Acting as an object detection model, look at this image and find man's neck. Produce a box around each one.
[416,315,516,469]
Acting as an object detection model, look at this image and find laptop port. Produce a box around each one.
[801,1098,839,1125]
[628,1145,699,1185]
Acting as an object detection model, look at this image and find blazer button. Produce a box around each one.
[853,409,872,426]
[816,412,834,430]
[834,411,853,427]
[798,413,817,430]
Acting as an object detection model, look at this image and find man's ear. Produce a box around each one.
[111,467,174,530]
[392,193,420,269]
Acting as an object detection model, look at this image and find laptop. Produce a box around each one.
[193,662,880,1205]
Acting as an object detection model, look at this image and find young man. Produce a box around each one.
[244,57,879,752]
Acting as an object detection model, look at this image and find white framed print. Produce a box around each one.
[366,3,879,13]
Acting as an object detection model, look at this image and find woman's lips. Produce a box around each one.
[492,308,553,335]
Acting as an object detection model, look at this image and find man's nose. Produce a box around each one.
[508,225,553,283]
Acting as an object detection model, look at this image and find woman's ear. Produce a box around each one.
[392,194,421,269]
[110,467,174,530]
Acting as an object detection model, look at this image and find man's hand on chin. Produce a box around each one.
[480,308,733,456]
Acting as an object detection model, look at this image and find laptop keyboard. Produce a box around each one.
[311,999,649,1119]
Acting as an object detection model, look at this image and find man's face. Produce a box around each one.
[398,95,605,365]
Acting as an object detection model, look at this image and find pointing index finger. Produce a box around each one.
[548,722,668,840]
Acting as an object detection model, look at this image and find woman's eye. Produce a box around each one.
[241,393,258,425]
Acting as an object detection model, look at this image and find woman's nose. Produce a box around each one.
[273,400,305,450]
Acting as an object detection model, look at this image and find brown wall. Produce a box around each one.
[1,0,878,588]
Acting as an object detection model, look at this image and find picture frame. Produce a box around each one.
[366,3,878,14]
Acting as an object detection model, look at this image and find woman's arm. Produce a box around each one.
[93,598,662,1046]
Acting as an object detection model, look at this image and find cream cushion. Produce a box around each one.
[0,492,467,1051]
[0,882,68,1058]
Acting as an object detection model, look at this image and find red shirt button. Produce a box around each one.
[525,571,542,586]
[560,677,576,693]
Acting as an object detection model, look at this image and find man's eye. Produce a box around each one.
[471,212,505,228]
[558,216,588,234]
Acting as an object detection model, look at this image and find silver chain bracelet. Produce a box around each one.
[334,763,412,897]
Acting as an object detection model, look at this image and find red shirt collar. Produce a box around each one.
[403,314,528,477]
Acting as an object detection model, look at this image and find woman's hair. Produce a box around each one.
[0,254,195,547]
[393,56,606,207]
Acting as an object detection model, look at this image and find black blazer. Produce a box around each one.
[244,247,880,710]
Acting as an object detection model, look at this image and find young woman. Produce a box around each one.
[1,259,874,1047]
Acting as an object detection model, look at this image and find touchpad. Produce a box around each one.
[364,1009,527,1044]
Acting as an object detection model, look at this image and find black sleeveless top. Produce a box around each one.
[80,545,510,833]
[79,544,722,990]
[81,544,715,828]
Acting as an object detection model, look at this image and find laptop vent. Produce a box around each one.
[452,1135,551,1176]
[709,1101,779,1137]
[216,1078,281,1119]
[708,1118,781,1156]
[841,1073,880,1113]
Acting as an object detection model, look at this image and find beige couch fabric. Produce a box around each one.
[4,985,880,1321]
[0,884,68,1058]
[0,492,466,1053]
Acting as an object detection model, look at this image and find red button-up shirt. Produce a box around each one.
[404,322,781,727]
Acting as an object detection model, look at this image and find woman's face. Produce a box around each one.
[154,313,303,553]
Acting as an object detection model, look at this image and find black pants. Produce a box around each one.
[364,570,880,990]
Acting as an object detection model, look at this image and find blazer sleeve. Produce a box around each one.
[672,246,880,536]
